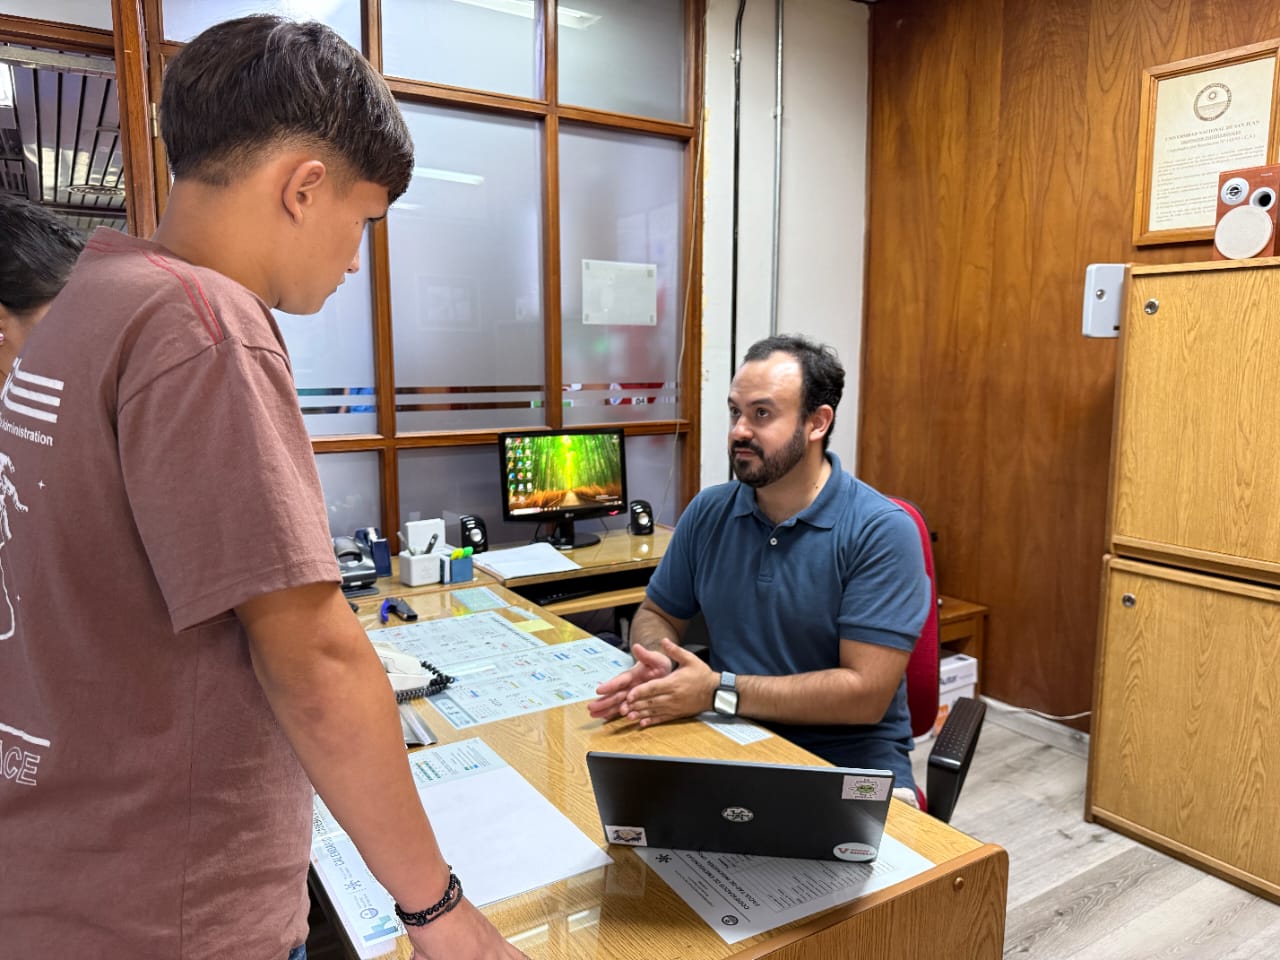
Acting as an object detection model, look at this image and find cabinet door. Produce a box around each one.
[1091,558,1280,896]
[1113,264,1280,578]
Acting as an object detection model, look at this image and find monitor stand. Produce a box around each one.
[547,517,600,551]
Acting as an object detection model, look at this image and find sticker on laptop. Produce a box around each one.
[841,775,891,802]
[606,825,648,846]
[832,841,879,862]
[720,806,755,823]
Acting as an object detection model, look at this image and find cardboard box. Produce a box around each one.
[933,653,979,737]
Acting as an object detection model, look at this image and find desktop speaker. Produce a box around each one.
[628,499,654,536]
[459,514,489,553]
[1214,163,1280,260]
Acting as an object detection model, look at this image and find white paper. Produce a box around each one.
[581,259,658,326]
[428,637,635,728]
[311,739,613,959]
[635,834,935,944]
[700,714,774,745]
[371,610,544,666]
[474,542,583,579]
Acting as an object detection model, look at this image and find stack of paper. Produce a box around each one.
[474,542,582,578]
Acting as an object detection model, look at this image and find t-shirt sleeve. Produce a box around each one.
[118,339,340,633]
[838,506,930,652]
[644,495,704,621]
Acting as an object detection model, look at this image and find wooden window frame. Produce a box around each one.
[16,0,705,538]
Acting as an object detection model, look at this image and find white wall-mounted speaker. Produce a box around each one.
[1082,263,1126,338]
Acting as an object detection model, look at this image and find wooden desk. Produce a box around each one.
[481,526,672,616]
[937,595,987,695]
[332,585,1008,960]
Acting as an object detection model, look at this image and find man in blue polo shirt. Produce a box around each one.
[588,334,930,798]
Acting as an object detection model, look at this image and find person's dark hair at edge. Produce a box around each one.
[0,194,85,313]
[743,334,845,450]
[160,15,413,201]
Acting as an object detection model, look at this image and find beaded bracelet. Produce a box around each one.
[394,870,463,927]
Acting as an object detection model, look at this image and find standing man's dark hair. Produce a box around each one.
[742,334,845,450]
[160,15,413,200]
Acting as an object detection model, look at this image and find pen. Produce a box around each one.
[426,532,439,554]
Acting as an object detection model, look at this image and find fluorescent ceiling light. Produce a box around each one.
[449,0,601,29]
[413,165,485,186]
[0,67,13,109]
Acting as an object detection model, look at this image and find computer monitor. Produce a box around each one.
[498,428,627,549]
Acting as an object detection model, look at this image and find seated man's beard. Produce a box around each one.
[731,423,807,488]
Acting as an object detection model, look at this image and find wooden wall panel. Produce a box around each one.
[861,0,1280,725]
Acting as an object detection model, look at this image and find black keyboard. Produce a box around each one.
[530,587,593,606]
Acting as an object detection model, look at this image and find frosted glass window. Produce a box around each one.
[160,0,361,47]
[276,235,377,437]
[559,126,684,425]
[399,437,678,550]
[315,450,382,537]
[624,433,680,528]
[389,103,545,433]
[558,0,685,121]
[399,446,533,548]
[382,0,537,99]
[2,0,111,29]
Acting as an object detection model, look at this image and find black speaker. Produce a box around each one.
[628,499,654,536]
[458,514,488,553]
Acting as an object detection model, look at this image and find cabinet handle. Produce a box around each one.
[1122,593,1137,608]
[1143,299,1160,315]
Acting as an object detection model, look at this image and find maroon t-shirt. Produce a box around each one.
[0,229,340,957]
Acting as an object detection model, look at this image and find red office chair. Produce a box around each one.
[890,497,985,823]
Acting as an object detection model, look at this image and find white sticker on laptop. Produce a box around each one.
[606,825,648,846]
[841,774,891,801]
[832,841,879,862]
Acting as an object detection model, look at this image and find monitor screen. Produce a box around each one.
[498,428,627,548]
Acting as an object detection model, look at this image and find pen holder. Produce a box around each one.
[444,555,473,584]
[400,550,441,587]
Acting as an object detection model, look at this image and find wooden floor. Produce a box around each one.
[912,704,1280,960]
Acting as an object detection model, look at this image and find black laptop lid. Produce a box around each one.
[586,752,895,862]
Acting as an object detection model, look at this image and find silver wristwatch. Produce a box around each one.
[712,671,739,717]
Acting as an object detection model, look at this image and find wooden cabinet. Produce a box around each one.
[1091,558,1280,899]
[1110,261,1280,583]
[1088,259,1280,903]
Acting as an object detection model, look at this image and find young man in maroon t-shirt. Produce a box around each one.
[0,16,525,960]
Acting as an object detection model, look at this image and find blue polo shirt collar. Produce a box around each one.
[730,452,846,530]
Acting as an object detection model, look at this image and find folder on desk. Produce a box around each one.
[474,542,582,578]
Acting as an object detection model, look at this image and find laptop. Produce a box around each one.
[586,751,895,862]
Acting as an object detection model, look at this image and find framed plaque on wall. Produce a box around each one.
[1134,40,1280,245]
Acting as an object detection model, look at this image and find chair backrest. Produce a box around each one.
[889,497,940,740]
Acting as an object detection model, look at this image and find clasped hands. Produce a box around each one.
[587,638,718,727]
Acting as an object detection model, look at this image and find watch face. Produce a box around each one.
[713,688,739,716]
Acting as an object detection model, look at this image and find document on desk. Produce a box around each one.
[635,835,935,944]
[372,610,545,664]
[429,637,635,728]
[311,738,613,959]
[473,542,582,578]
